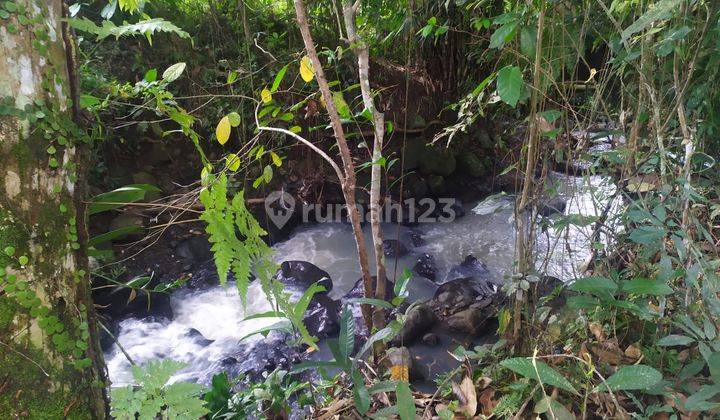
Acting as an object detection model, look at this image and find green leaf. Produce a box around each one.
[489,21,518,49]
[271,64,288,92]
[396,380,416,420]
[657,334,695,346]
[352,370,371,414]
[595,365,662,392]
[144,68,157,82]
[500,357,579,395]
[621,278,673,295]
[496,65,523,108]
[628,226,665,245]
[263,165,273,183]
[89,226,142,246]
[622,0,681,43]
[89,185,160,215]
[569,276,617,296]
[162,62,186,82]
[227,112,241,127]
[339,306,355,361]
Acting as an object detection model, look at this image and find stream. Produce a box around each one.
[105,171,618,388]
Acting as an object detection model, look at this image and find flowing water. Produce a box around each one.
[105,171,619,387]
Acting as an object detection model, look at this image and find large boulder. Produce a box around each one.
[392,303,438,345]
[442,255,494,284]
[275,261,333,292]
[302,294,341,338]
[457,151,488,178]
[429,276,502,335]
[419,148,457,177]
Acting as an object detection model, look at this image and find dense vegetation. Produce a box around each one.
[2,0,720,418]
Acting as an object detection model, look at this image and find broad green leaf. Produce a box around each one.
[89,185,160,215]
[500,357,578,395]
[622,0,681,43]
[569,276,617,296]
[657,334,695,347]
[263,165,273,183]
[657,334,695,346]
[300,56,314,82]
[352,370,371,414]
[271,65,288,92]
[396,380,416,420]
[162,62,186,82]
[496,65,523,108]
[216,116,231,145]
[339,306,355,361]
[225,154,240,172]
[622,278,673,295]
[144,68,157,82]
[489,21,517,49]
[595,365,662,392]
[89,226,142,246]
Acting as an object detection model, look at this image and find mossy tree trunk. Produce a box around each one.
[0,0,108,418]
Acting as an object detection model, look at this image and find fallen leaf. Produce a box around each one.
[452,376,477,418]
[478,388,497,416]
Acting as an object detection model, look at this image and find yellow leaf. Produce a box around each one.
[299,56,314,82]
[261,88,272,104]
[270,151,282,167]
[226,154,240,171]
[216,116,231,145]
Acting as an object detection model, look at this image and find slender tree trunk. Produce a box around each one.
[342,1,389,339]
[293,0,376,332]
[0,1,107,417]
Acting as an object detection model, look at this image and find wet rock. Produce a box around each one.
[432,277,498,314]
[409,231,424,247]
[422,333,440,346]
[428,198,464,220]
[220,357,237,366]
[226,332,306,383]
[393,303,438,345]
[539,197,566,217]
[342,276,395,302]
[175,237,212,267]
[413,253,437,282]
[185,328,214,347]
[302,294,341,338]
[443,255,494,284]
[445,305,494,335]
[185,261,222,290]
[383,239,408,258]
[275,261,333,292]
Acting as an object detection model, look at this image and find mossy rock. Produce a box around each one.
[457,151,488,178]
[419,148,456,177]
[427,175,446,196]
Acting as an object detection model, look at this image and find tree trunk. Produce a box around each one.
[293,0,376,332]
[342,1,389,343]
[0,1,108,417]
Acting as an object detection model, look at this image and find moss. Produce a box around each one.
[0,343,92,420]
[0,208,29,269]
[10,140,35,174]
[0,295,18,333]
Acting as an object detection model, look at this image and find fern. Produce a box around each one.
[200,175,274,307]
[67,17,191,44]
[110,360,208,420]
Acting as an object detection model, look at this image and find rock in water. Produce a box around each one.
[393,303,438,345]
[342,276,395,302]
[539,197,566,217]
[302,294,341,338]
[275,260,333,292]
[413,253,437,282]
[383,239,409,258]
[443,255,495,285]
